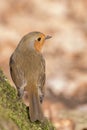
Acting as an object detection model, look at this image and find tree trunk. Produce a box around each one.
[0,70,55,130]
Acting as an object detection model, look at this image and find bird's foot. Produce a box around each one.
[17,87,24,99]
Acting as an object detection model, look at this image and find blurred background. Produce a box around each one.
[0,0,87,129]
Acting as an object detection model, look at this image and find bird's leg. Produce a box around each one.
[16,88,24,102]
[17,81,27,100]
[17,87,24,99]
[13,86,25,103]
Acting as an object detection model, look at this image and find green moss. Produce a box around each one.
[0,70,55,130]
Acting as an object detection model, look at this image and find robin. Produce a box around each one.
[9,31,51,122]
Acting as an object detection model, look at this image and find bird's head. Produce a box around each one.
[21,32,52,52]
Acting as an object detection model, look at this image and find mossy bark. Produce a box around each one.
[0,70,55,130]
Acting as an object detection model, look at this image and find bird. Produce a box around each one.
[9,31,51,122]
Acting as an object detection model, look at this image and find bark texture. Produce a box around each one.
[0,70,55,130]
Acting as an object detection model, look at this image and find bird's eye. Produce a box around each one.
[37,37,41,41]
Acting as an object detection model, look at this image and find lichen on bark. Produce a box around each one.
[0,70,55,130]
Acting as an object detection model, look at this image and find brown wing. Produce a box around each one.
[38,57,46,103]
[9,54,25,88]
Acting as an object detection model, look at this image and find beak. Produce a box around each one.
[45,35,52,40]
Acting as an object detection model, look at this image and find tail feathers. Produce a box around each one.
[29,90,44,122]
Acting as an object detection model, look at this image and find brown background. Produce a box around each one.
[1,0,87,129]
